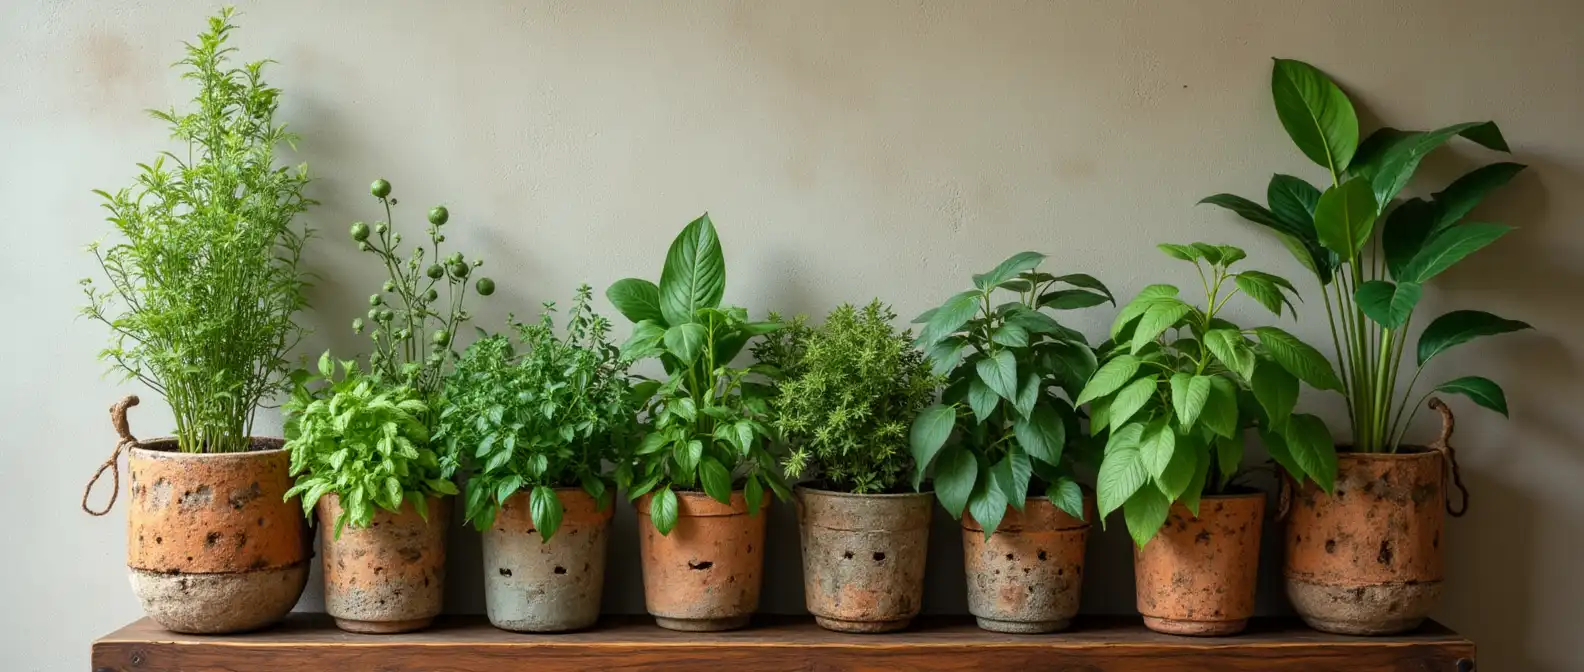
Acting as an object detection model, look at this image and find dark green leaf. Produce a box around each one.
[1270,58,1359,174]
[658,213,726,326]
[1047,478,1086,522]
[700,457,733,504]
[663,323,708,363]
[1354,280,1421,329]
[1282,413,1337,492]
[1417,310,1532,366]
[606,278,665,324]
[1432,162,1526,231]
[650,486,678,536]
[1013,373,1040,418]
[1367,122,1509,208]
[1434,376,1509,417]
[967,459,1009,538]
[1050,273,1114,302]
[1251,360,1299,428]
[917,290,982,346]
[976,251,1047,290]
[909,404,956,483]
[1313,178,1378,259]
[1123,485,1171,549]
[1098,445,1148,518]
[995,448,1033,510]
[933,445,978,518]
[530,486,563,542]
[1014,404,1066,466]
[1267,174,1322,234]
[744,474,764,516]
[1254,326,1344,391]
[976,350,1019,401]
[1039,289,1111,310]
[1381,198,1436,279]
[925,336,970,377]
[1198,194,1304,238]
[991,323,1030,347]
[967,379,999,423]
[1401,223,1512,283]
[1201,376,1240,439]
[1214,432,1244,489]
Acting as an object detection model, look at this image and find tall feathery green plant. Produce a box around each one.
[82,7,313,453]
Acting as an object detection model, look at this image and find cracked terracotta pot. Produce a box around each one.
[636,490,767,632]
[317,494,450,634]
[962,495,1093,633]
[1134,492,1264,636]
[1285,449,1445,635]
[796,486,932,633]
[483,488,613,632]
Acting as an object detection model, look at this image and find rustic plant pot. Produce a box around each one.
[317,494,450,634]
[961,495,1093,633]
[636,490,767,632]
[1285,449,1445,635]
[796,486,932,633]
[482,488,613,632]
[123,438,312,633]
[1134,492,1264,636]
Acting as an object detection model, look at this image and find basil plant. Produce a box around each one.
[908,251,1113,537]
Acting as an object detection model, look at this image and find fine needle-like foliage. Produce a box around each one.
[82,8,313,454]
[753,301,940,494]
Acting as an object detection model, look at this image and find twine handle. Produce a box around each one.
[83,395,141,516]
[1426,397,1469,518]
[1276,470,1294,522]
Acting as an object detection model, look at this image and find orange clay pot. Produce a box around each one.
[962,496,1093,633]
[317,494,450,634]
[1286,449,1444,635]
[636,490,767,632]
[796,487,933,633]
[1134,492,1264,636]
[125,438,312,633]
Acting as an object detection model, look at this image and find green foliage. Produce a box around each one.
[80,8,312,453]
[908,252,1113,537]
[606,214,786,535]
[283,357,456,537]
[436,285,637,539]
[1200,58,1531,452]
[1083,244,1335,548]
[753,301,940,494]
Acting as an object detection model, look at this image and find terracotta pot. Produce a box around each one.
[961,495,1093,633]
[796,486,932,633]
[317,494,450,634]
[636,490,767,631]
[1285,449,1444,635]
[125,439,312,633]
[483,488,613,632]
[1133,492,1264,636]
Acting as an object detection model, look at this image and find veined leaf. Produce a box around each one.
[917,290,982,346]
[1076,354,1141,406]
[1267,174,1322,234]
[699,457,733,503]
[1105,421,1145,455]
[1282,413,1337,492]
[1014,404,1066,466]
[1254,326,1343,391]
[1204,329,1255,380]
[1155,433,1199,502]
[1157,243,1198,261]
[1047,478,1086,522]
[1050,273,1115,303]
[926,336,970,377]
[977,350,1019,401]
[1367,122,1510,209]
[1097,445,1149,518]
[968,379,999,423]
[976,251,1047,290]
[650,487,679,536]
[663,323,709,363]
[1170,373,1212,428]
[909,404,956,483]
[1271,58,1359,174]
[1401,223,1512,284]
[1139,417,1176,478]
[606,278,664,324]
[933,445,978,518]
[991,323,1030,347]
[1251,360,1299,428]
[1110,285,1180,340]
[967,460,1010,538]
[995,448,1033,511]
[1417,310,1532,366]
[1354,280,1421,329]
[1123,485,1171,549]
[1013,374,1040,418]
[1201,376,1240,439]
[657,213,726,326]
[1108,374,1159,432]
[1434,376,1510,417]
[1130,300,1192,354]
[1313,178,1378,259]
[1235,273,1286,317]
[530,486,564,542]
[1039,289,1111,310]
[1432,162,1526,231]
[1214,432,1244,489]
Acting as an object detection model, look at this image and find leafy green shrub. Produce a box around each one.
[1082,243,1335,547]
[81,8,312,453]
[909,252,1113,536]
[606,214,786,535]
[436,285,637,540]
[1201,58,1531,452]
[753,301,939,494]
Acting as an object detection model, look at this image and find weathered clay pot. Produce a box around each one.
[636,490,767,632]
[796,486,932,633]
[483,488,613,632]
[1286,450,1444,635]
[962,495,1093,633]
[125,439,312,633]
[317,494,450,634]
[1134,492,1264,636]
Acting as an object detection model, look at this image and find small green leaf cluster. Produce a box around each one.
[606,214,787,535]
[1083,244,1336,548]
[81,8,313,454]
[1202,58,1531,453]
[283,355,456,537]
[752,301,941,494]
[436,285,637,540]
[908,251,1113,537]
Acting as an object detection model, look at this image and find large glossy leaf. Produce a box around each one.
[926,337,970,377]
[1214,432,1244,489]
[1105,421,1145,455]
[1203,329,1255,380]
[699,457,733,504]
[1417,310,1532,366]
[1271,58,1359,174]
[1015,404,1066,466]
[1367,122,1510,208]
[663,323,709,363]
[996,448,1033,510]
[1235,273,1286,317]
[1076,354,1141,405]
[1040,289,1111,310]
[1050,273,1115,302]
[909,404,956,482]
[1108,375,1159,432]
[1130,300,1192,354]
[1254,326,1344,391]
[1435,376,1510,417]
[975,251,1047,290]
[1313,178,1378,259]
[1400,223,1512,283]
[1097,445,1149,518]
[1170,373,1212,429]
[1267,174,1322,233]
[1282,413,1336,492]
[1123,485,1171,549]
[1199,193,1305,238]
[967,458,1009,538]
[934,445,978,518]
[1155,434,1199,502]
[917,290,982,346]
[1354,280,1421,329]
[1047,478,1086,522]
[658,214,726,326]
[1259,427,1303,487]
[1432,162,1526,231]
[619,320,667,360]
[650,487,679,536]
[1251,360,1299,429]
[606,278,664,325]
[1381,197,1436,279]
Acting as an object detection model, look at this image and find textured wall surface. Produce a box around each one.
[3,1,1581,669]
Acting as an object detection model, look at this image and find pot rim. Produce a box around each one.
[1333,446,1441,460]
[130,437,286,459]
[1197,490,1267,502]
[794,484,934,500]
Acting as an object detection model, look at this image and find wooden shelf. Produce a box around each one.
[92,614,1475,671]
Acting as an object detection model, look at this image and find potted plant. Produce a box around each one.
[908,252,1111,633]
[606,213,786,632]
[437,285,636,632]
[78,8,313,634]
[751,301,940,633]
[1082,243,1337,636]
[1201,58,1531,634]
[283,181,495,633]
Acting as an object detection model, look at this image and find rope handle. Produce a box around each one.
[83,395,141,516]
[1276,470,1294,522]
[1426,397,1469,518]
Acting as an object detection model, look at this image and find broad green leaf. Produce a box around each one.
[650,487,679,536]
[1271,58,1359,174]
[1313,178,1378,259]
[1251,360,1299,428]
[675,438,703,474]
[1003,307,1064,336]
[1170,373,1212,428]
[530,486,564,542]
[1354,280,1421,329]
[606,278,664,324]
[1432,162,1526,231]
[496,475,524,504]
[620,320,667,359]
[1130,300,1192,354]
[1367,122,1509,208]
[1282,413,1337,492]
[1139,417,1176,478]
[1235,273,1285,317]
[1401,223,1512,283]
[1155,433,1199,502]
[918,290,982,346]
[1157,243,1198,261]
[1417,310,1532,366]
[1260,427,1303,485]
[909,404,956,482]
[967,460,1010,539]
[967,379,999,423]
[744,474,764,516]
[1039,289,1111,310]
[1277,231,1338,285]
[700,457,733,503]
[658,213,726,326]
[995,448,1033,511]
[1097,445,1149,518]
[1087,395,1111,436]
[1198,194,1304,238]
[1107,375,1159,432]
[926,336,971,377]
[1254,326,1344,391]
[1201,376,1240,438]
[933,445,978,518]
[1435,376,1510,417]
[1214,432,1244,489]
[1050,273,1115,302]
[1076,355,1141,405]
[317,351,332,377]
[1013,373,1040,418]
[1191,243,1226,265]
[1179,438,1212,516]
[663,323,709,363]
[976,350,1019,401]
[1123,486,1172,549]
[1381,198,1436,280]
[1204,329,1255,380]
[1267,174,1322,234]
[1014,404,1066,466]
[1048,478,1086,522]
[991,323,1030,347]
[976,251,1047,289]
[1105,421,1145,454]
[1110,285,1180,339]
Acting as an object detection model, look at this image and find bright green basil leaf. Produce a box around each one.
[1170,373,1212,429]
[650,486,679,536]
[1097,445,1149,518]
[1131,300,1192,354]
[1076,354,1141,406]
[933,445,978,518]
[1047,477,1086,522]
[909,404,956,485]
[530,485,563,542]
[744,474,764,517]
[1123,485,1171,549]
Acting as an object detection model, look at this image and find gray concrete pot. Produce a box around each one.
[483,487,613,632]
[796,486,933,633]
